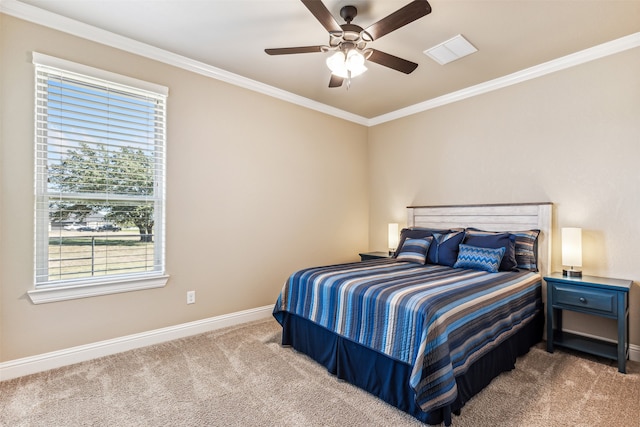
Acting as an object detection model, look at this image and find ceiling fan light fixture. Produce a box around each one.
[326,49,367,78]
[326,50,345,72]
[346,48,365,68]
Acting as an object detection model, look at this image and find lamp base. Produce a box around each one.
[562,269,582,278]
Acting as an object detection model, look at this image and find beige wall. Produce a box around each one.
[368,47,640,347]
[0,15,369,361]
[1,12,639,363]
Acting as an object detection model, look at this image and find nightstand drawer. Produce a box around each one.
[552,284,616,315]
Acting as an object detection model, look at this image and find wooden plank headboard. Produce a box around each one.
[407,203,553,276]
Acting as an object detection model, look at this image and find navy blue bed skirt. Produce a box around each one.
[279,310,544,425]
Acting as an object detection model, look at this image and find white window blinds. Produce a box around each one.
[33,53,168,288]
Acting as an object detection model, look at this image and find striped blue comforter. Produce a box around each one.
[273,259,542,413]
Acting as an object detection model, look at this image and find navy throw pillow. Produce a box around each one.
[427,231,465,267]
[463,233,518,271]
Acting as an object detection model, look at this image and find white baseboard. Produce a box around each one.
[0,305,273,382]
[3,308,638,382]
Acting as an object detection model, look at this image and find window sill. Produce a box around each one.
[28,274,170,304]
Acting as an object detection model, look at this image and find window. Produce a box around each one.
[30,53,169,303]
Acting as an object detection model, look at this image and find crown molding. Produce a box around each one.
[369,32,640,126]
[1,1,639,128]
[0,0,369,126]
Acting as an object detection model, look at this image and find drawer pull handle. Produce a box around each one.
[579,297,587,303]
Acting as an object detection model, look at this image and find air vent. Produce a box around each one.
[424,34,477,65]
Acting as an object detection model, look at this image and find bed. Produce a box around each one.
[273,203,552,425]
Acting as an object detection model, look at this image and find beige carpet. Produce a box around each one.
[1,318,638,427]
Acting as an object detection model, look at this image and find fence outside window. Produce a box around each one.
[47,233,155,282]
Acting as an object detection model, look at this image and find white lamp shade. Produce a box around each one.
[561,227,582,267]
[388,223,399,251]
[326,50,367,78]
[345,49,366,71]
[326,51,345,72]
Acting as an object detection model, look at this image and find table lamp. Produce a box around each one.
[388,223,399,256]
[562,227,582,278]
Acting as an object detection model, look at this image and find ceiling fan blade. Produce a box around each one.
[265,46,325,55]
[301,0,343,34]
[328,74,344,88]
[362,0,432,41]
[368,49,419,74]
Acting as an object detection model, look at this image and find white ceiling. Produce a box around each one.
[7,0,640,120]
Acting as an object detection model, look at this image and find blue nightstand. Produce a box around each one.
[545,273,632,373]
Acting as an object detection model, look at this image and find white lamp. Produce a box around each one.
[388,223,399,256]
[561,227,582,278]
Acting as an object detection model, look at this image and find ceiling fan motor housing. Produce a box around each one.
[340,5,358,23]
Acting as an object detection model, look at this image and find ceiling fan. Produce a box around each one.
[265,0,432,88]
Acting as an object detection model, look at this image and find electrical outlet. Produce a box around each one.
[186,290,196,304]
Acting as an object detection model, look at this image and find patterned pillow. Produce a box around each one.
[463,232,518,271]
[427,231,465,267]
[396,237,433,264]
[510,230,540,271]
[465,228,540,271]
[454,244,506,273]
[394,227,451,258]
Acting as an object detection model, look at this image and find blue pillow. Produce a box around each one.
[454,244,506,273]
[394,227,451,258]
[396,237,433,264]
[511,230,540,271]
[463,233,517,271]
[427,231,465,267]
[466,228,540,271]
